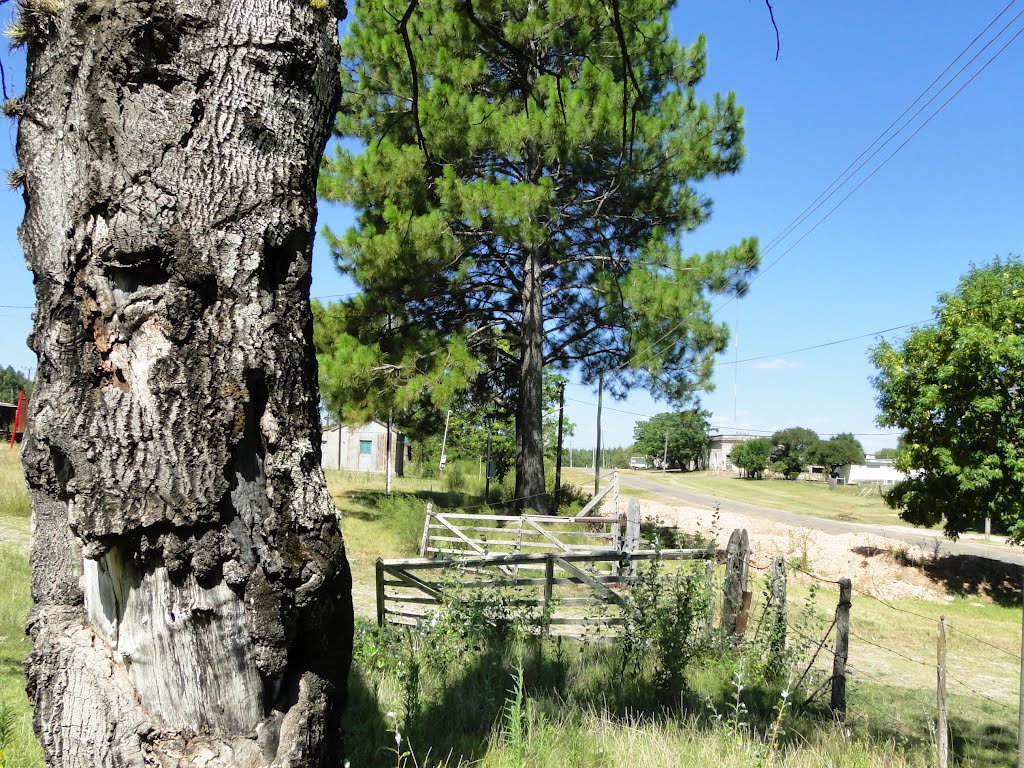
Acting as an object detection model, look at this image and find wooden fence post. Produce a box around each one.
[704,549,716,639]
[613,469,620,519]
[831,578,852,720]
[419,502,434,557]
[612,512,626,576]
[721,529,750,639]
[375,557,386,627]
[937,615,949,768]
[769,556,787,660]
[543,555,555,635]
[625,498,641,577]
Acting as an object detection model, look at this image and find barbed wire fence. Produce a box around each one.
[747,561,1024,767]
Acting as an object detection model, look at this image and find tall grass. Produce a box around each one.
[0,544,42,768]
[343,616,939,768]
[0,449,29,522]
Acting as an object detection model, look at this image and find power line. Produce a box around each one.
[734,18,1024,306]
[755,0,1023,265]
[716,321,927,367]
[714,4,1024,315]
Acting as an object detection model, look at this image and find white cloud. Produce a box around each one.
[750,358,801,370]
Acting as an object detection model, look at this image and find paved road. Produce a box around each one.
[617,472,1024,567]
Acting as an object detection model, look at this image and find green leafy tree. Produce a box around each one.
[321,0,758,511]
[313,297,480,437]
[769,427,819,480]
[0,365,32,402]
[874,447,898,460]
[871,257,1024,540]
[632,410,710,469]
[729,437,772,479]
[807,432,865,475]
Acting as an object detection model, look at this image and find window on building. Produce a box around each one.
[359,440,372,455]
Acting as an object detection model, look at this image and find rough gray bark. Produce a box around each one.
[514,244,547,515]
[15,1,352,766]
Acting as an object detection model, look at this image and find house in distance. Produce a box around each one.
[321,420,409,476]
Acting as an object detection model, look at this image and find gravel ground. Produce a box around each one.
[614,494,949,602]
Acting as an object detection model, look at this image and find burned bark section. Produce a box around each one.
[17,2,352,766]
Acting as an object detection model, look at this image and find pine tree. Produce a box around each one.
[320,0,758,512]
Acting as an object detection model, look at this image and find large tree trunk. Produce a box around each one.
[514,245,547,514]
[15,2,352,766]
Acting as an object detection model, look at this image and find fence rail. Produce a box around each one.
[419,471,625,561]
[376,547,713,639]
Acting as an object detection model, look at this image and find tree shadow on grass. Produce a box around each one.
[345,640,512,766]
[851,546,1022,607]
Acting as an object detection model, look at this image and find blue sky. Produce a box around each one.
[1,2,1022,454]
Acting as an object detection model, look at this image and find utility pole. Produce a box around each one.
[554,382,565,511]
[663,431,669,476]
[594,371,603,496]
[484,418,493,505]
[385,410,393,496]
[438,408,452,471]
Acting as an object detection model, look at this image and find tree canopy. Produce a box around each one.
[871,256,1024,540]
[729,437,772,479]
[807,432,865,475]
[769,426,818,479]
[319,0,758,510]
[0,365,32,402]
[632,410,710,469]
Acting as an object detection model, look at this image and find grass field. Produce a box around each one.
[593,468,937,529]
[0,449,42,768]
[329,470,1022,767]
[0,454,1020,767]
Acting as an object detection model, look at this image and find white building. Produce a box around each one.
[706,433,758,473]
[835,456,906,485]
[321,421,409,475]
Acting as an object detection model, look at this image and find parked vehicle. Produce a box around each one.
[629,456,648,470]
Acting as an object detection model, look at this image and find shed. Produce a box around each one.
[0,399,27,442]
[321,421,408,476]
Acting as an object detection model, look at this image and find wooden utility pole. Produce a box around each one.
[662,430,669,475]
[484,418,493,505]
[385,411,393,496]
[594,371,603,496]
[937,615,949,768]
[831,578,852,720]
[554,382,565,510]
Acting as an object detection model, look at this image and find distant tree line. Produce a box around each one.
[730,428,865,480]
[0,365,32,404]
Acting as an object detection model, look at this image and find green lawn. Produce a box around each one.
[0,454,1019,767]
[614,469,934,528]
[0,449,42,768]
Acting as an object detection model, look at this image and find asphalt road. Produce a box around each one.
[617,472,1024,567]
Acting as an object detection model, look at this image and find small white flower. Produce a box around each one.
[781,689,789,699]
[395,731,402,747]
[386,711,397,720]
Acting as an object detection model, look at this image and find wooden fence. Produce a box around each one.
[376,547,714,639]
[419,472,631,562]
